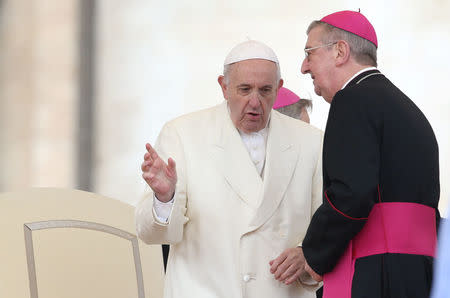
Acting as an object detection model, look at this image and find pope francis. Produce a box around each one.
[135,40,323,298]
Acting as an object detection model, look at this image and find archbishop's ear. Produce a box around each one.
[335,40,351,66]
[218,75,228,100]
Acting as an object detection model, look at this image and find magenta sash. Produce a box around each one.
[323,202,437,298]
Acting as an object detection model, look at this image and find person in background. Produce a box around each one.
[136,40,323,298]
[299,10,440,298]
[273,87,312,123]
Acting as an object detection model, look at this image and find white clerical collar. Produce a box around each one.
[238,125,269,143]
[238,127,268,176]
[341,67,377,90]
[227,103,270,176]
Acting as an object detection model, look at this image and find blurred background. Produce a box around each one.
[1,0,448,212]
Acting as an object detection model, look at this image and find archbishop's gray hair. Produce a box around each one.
[307,21,377,67]
[275,98,312,120]
[223,61,281,84]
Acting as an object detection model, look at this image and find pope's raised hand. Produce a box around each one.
[141,143,177,202]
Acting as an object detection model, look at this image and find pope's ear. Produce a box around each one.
[218,75,228,99]
[277,78,284,90]
[335,40,351,66]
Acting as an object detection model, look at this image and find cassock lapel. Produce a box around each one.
[210,102,263,209]
[246,111,300,232]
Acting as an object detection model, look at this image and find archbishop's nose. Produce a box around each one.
[301,57,310,75]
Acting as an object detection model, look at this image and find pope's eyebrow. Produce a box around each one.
[237,84,251,88]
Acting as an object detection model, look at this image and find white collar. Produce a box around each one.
[226,103,270,176]
[238,127,268,176]
[341,67,377,90]
[238,125,269,142]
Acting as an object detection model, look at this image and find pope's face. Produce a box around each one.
[301,26,338,103]
[218,59,283,133]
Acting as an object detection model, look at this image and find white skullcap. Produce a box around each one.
[224,40,279,66]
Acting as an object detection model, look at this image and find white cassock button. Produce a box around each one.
[243,274,251,282]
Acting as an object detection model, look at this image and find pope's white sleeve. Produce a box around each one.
[135,122,189,245]
[153,195,174,223]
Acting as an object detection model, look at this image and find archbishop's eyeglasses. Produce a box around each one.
[304,42,338,58]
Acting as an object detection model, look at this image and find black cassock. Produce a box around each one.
[302,69,440,298]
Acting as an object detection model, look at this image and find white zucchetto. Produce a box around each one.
[224,40,279,66]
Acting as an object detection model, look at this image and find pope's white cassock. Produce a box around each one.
[135,40,323,298]
[136,103,323,298]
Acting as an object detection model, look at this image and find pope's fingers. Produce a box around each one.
[145,143,159,157]
[279,262,299,281]
[167,158,177,179]
[283,268,302,285]
[311,273,322,282]
[274,259,292,279]
[305,262,322,282]
[142,157,157,172]
[168,157,176,171]
[141,161,148,172]
[270,254,286,273]
[144,152,154,164]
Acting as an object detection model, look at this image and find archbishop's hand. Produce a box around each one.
[269,246,306,285]
[141,143,177,202]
